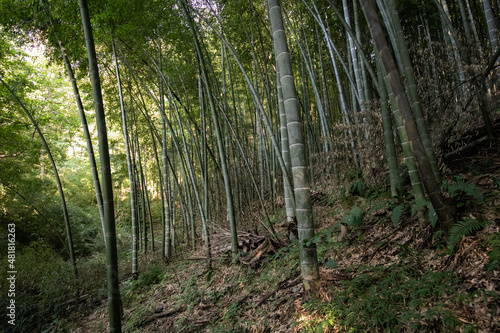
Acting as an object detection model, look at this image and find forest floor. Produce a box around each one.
[67,138,500,333]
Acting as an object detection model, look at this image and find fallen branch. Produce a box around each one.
[444,136,490,160]
[452,156,500,163]
[240,238,272,265]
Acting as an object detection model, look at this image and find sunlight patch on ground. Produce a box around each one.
[293,299,340,333]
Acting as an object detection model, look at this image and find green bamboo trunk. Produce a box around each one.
[78,0,122,330]
[362,0,454,231]
[112,42,138,275]
[383,0,442,183]
[56,35,106,247]
[483,0,499,54]
[268,0,321,294]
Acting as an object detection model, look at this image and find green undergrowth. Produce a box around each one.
[115,234,496,333]
[121,261,166,305]
[0,223,134,333]
[486,232,500,272]
[294,175,499,332]
[23,172,497,332]
[297,264,479,332]
[119,174,498,332]
[175,240,301,333]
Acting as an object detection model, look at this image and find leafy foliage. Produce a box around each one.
[411,197,429,216]
[325,258,338,269]
[491,176,500,191]
[486,233,500,271]
[0,242,105,333]
[181,275,203,310]
[269,239,301,272]
[341,205,364,227]
[213,300,241,332]
[448,217,485,249]
[304,223,338,250]
[297,265,463,332]
[349,178,368,196]
[0,0,498,332]
[0,31,97,255]
[447,180,484,203]
[411,198,438,227]
[391,204,405,227]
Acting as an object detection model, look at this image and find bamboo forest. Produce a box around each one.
[1,0,500,331]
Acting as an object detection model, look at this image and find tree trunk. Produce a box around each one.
[55,34,106,248]
[268,0,321,295]
[362,0,455,231]
[112,41,138,276]
[383,0,442,183]
[78,0,122,330]
[483,0,499,55]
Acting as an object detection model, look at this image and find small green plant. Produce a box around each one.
[491,176,500,190]
[447,180,484,203]
[341,205,364,227]
[296,265,464,332]
[182,275,203,310]
[391,204,405,227]
[433,230,447,252]
[485,233,500,271]
[305,224,336,246]
[448,217,485,249]
[211,300,244,333]
[138,262,165,286]
[222,300,240,322]
[349,178,367,196]
[269,239,301,265]
[174,317,198,332]
[296,298,337,332]
[366,199,390,214]
[307,206,364,250]
[411,198,438,227]
[122,262,166,304]
[125,303,151,331]
[325,258,338,269]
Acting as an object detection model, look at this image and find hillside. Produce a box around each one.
[65,139,499,333]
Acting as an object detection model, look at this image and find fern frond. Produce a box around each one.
[411,198,430,217]
[486,234,500,271]
[349,179,367,196]
[391,204,405,227]
[448,181,483,202]
[342,205,364,227]
[367,201,389,215]
[428,205,438,228]
[448,217,485,249]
